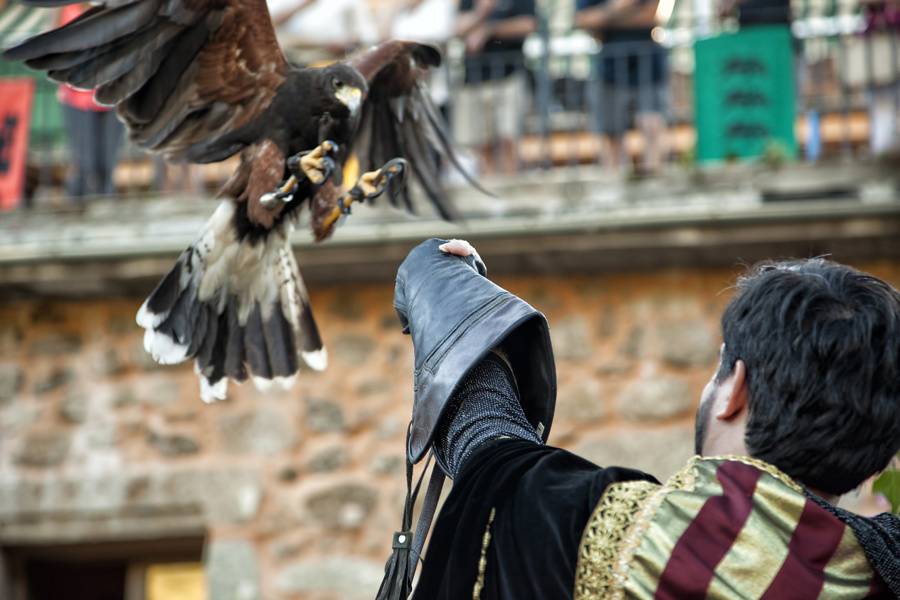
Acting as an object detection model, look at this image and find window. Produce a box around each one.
[1,537,205,600]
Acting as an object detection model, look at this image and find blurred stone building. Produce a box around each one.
[1,165,899,599]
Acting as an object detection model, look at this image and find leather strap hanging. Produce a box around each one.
[375,429,446,600]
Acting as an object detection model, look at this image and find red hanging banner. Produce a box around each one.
[0,78,35,211]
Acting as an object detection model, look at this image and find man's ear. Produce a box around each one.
[716,359,748,421]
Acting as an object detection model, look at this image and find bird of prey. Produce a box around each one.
[5,0,483,402]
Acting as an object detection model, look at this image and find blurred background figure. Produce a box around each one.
[454,0,536,174]
[386,0,458,179]
[720,0,791,26]
[268,0,379,63]
[57,2,123,201]
[386,0,455,117]
[861,0,900,155]
[152,157,205,197]
[576,0,669,173]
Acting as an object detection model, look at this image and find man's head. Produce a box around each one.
[695,259,900,496]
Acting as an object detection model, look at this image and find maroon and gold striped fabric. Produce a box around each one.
[575,456,889,599]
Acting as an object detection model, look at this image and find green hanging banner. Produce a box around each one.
[694,25,797,162]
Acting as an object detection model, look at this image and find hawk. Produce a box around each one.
[5,0,483,401]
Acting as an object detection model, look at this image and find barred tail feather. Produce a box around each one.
[135,200,326,402]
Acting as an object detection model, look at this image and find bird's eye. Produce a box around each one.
[332,78,343,89]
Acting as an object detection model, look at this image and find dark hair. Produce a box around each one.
[718,259,900,495]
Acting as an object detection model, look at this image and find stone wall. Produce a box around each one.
[2,260,897,599]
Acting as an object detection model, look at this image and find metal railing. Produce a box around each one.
[443,22,900,174]
[1,6,898,207]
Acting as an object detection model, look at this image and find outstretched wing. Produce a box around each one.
[4,0,288,163]
[349,40,489,221]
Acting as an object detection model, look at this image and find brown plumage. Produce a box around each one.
[5,0,483,401]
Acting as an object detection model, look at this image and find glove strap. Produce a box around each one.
[375,430,445,600]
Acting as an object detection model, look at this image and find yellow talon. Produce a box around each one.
[279,175,298,194]
[299,140,337,184]
[358,169,382,197]
[321,196,352,233]
[301,154,325,184]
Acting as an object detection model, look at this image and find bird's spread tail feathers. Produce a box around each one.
[136,201,326,402]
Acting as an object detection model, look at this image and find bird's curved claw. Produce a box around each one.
[318,158,409,237]
[354,158,408,203]
[260,176,300,208]
[289,140,339,186]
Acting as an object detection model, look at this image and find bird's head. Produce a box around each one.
[322,64,367,116]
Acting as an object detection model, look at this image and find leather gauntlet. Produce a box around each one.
[394,238,557,468]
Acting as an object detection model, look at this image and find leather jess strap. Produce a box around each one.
[375,447,446,600]
[409,465,445,573]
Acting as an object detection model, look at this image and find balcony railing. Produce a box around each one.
[1,3,898,207]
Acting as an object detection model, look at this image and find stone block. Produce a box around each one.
[85,424,119,449]
[206,540,260,600]
[0,324,22,355]
[306,398,345,433]
[146,381,180,406]
[0,468,261,537]
[369,454,403,476]
[0,403,40,431]
[59,391,88,424]
[305,447,349,473]
[305,483,377,530]
[356,378,392,397]
[618,378,694,421]
[328,294,366,321]
[278,466,299,483]
[219,409,297,456]
[131,340,163,371]
[147,431,200,457]
[15,431,71,467]
[656,321,718,368]
[332,334,376,365]
[29,303,67,325]
[29,333,81,356]
[0,364,23,405]
[112,385,139,408]
[551,316,593,362]
[93,348,127,377]
[620,326,645,359]
[274,557,383,598]
[556,379,607,423]
[107,313,135,334]
[380,312,402,330]
[163,470,262,524]
[526,284,564,311]
[272,540,303,561]
[575,424,695,481]
[596,358,632,375]
[33,368,75,395]
[597,304,617,338]
[375,417,404,440]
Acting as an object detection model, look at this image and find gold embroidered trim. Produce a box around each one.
[573,480,657,599]
[472,507,496,600]
[609,460,699,598]
[710,454,805,494]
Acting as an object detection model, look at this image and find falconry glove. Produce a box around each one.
[394,238,556,470]
[377,238,556,600]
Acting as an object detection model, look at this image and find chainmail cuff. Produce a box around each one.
[434,350,541,479]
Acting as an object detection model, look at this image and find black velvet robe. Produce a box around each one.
[413,438,658,600]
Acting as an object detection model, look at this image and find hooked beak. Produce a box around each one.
[336,86,363,114]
